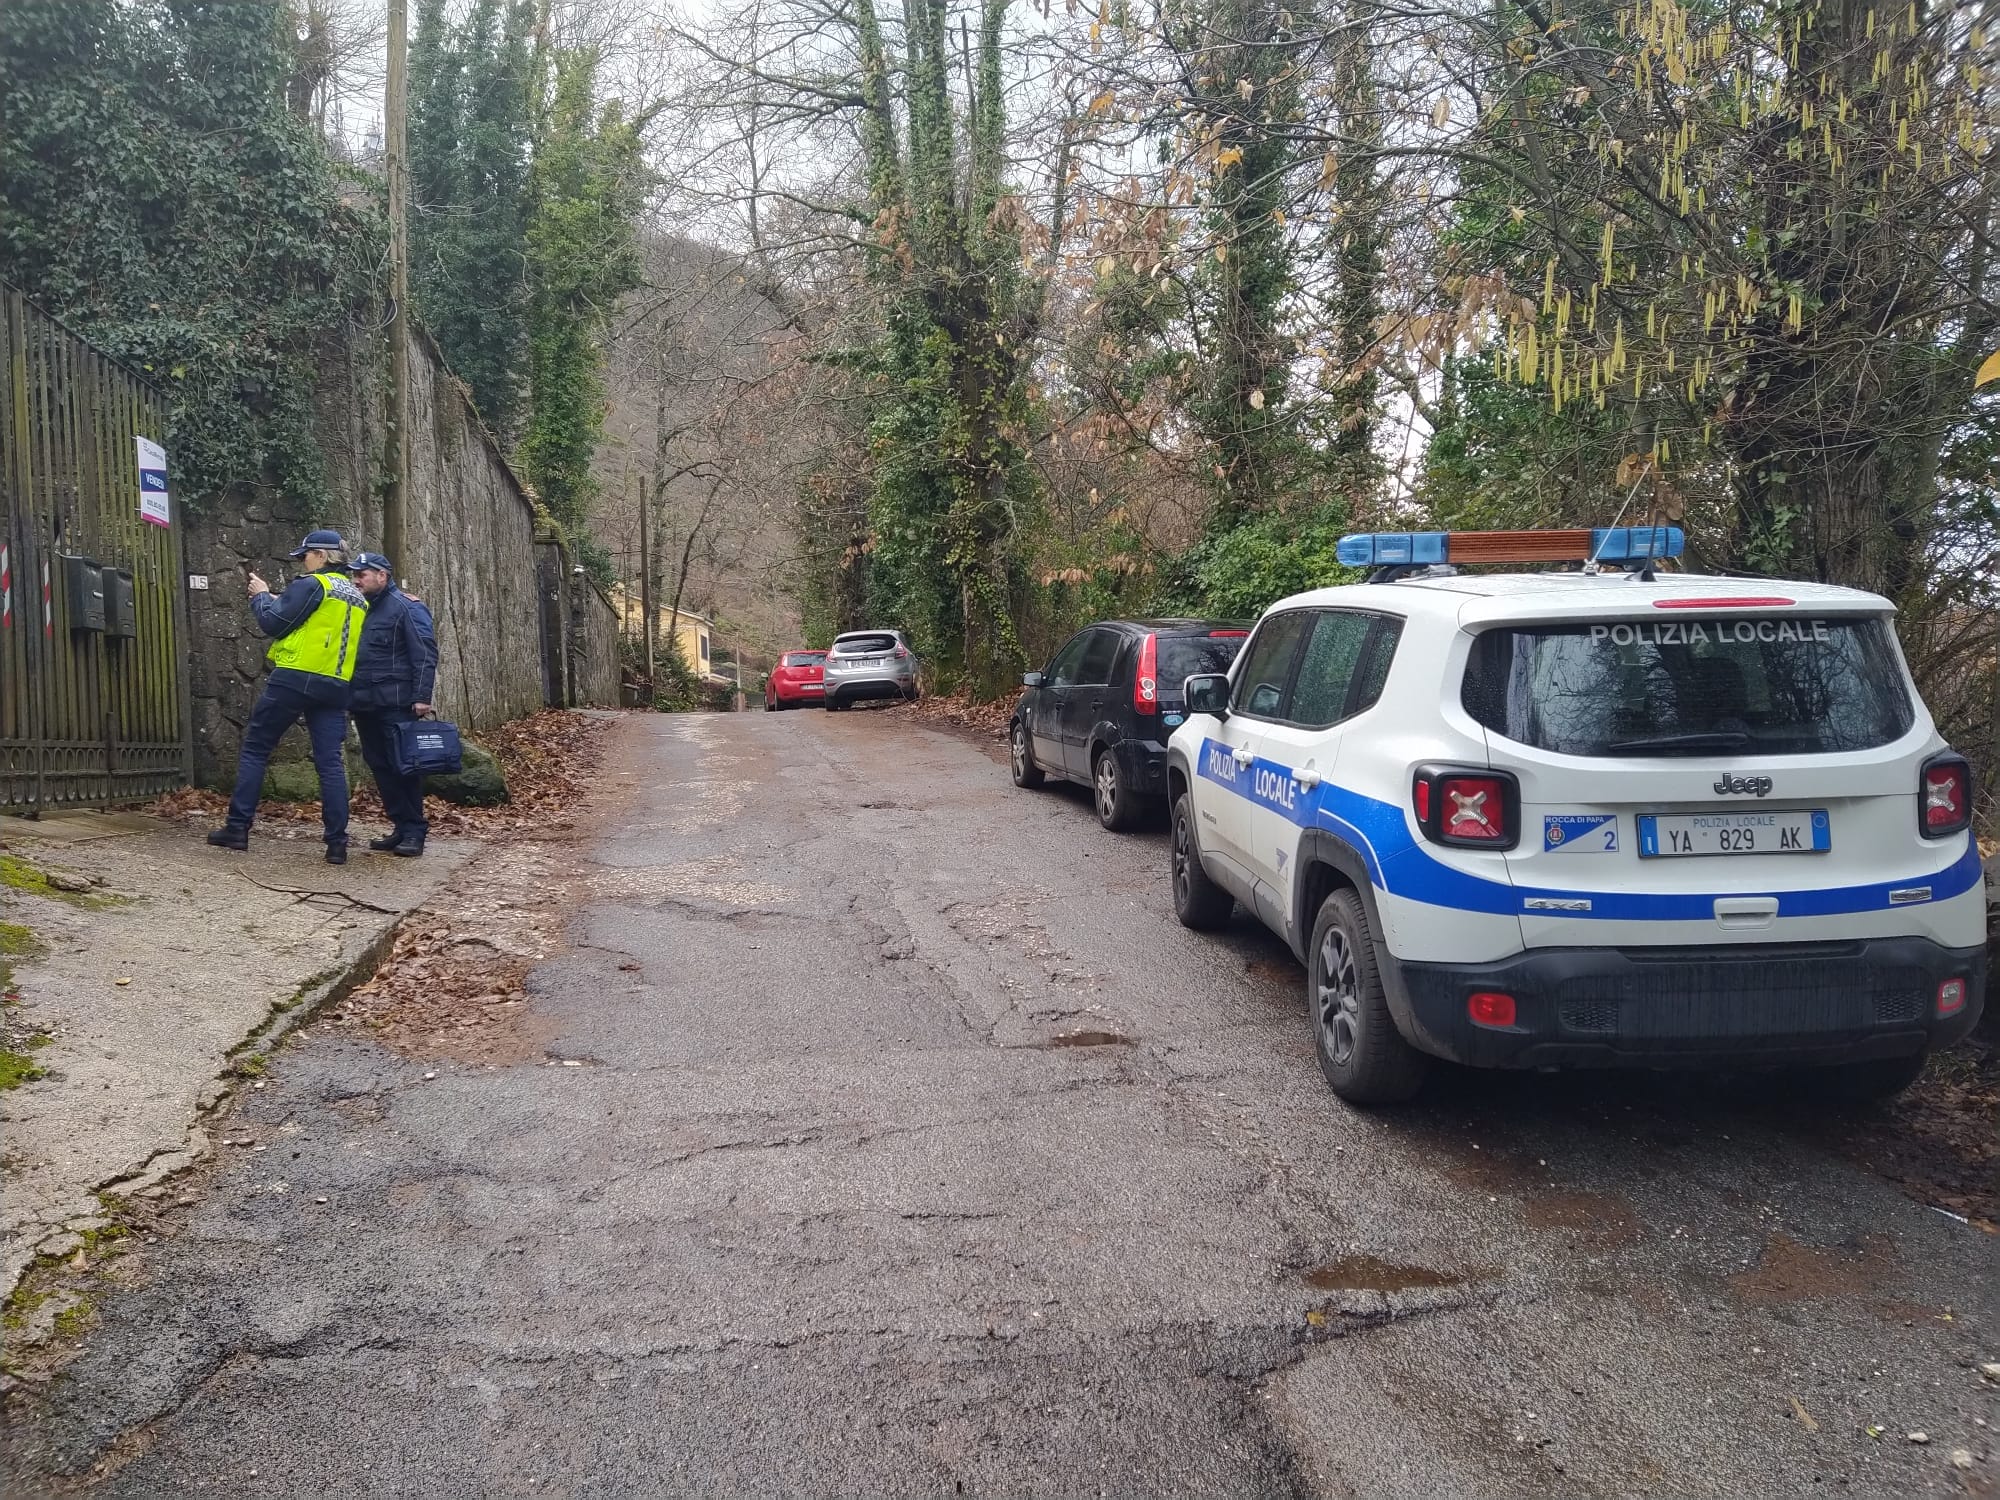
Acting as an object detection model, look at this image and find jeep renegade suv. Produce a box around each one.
[1166,528,1985,1105]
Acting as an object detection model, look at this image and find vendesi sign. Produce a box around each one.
[136,435,170,527]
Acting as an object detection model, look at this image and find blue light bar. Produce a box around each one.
[1335,531,1448,568]
[1590,526,1684,562]
[1337,526,1684,569]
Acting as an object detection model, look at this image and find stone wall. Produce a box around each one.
[185,317,618,785]
[533,539,622,710]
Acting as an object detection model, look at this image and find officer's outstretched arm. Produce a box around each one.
[252,575,324,639]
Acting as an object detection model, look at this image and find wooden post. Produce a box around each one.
[383,0,411,575]
[638,476,655,685]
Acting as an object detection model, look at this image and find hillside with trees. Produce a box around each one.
[6,0,1997,766]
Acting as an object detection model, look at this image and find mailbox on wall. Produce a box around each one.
[105,569,137,639]
[62,555,106,632]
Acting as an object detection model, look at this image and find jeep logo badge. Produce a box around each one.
[1713,774,1773,797]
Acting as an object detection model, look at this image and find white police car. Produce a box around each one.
[1165,526,1985,1105]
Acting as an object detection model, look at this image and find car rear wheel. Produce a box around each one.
[1171,793,1233,930]
[1309,889,1428,1105]
[1094,749,1141,832]
[1010,722,1046,788]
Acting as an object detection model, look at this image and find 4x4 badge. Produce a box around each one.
[1713,774,1773,797]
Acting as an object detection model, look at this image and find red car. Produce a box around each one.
[764,649,827,710]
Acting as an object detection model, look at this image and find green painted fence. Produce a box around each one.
[1,284,192,813]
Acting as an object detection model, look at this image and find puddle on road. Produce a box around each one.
[1044,1029,1133,1049]
[1300,1255,1470,1293]
[1520,1189,1644,1248]
[1728,1232,1896,1303]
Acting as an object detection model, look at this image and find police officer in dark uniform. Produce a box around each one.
[348,552,438,857]
[208,529,367,863]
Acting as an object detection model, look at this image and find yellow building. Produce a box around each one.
[670,611,716,680]
[611,586,724,682]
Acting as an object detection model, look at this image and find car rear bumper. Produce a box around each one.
[1114,736,1171,796]
[1384,936,1986,1069]
[826,673,917,704]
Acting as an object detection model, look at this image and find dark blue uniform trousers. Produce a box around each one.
[353,709,429,840]
[225,676,350,844]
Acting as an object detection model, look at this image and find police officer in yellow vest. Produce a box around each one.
[207,530,369,864]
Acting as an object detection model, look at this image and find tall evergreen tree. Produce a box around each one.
[1174,0,1314,525]
[849,0,1041,695]
[407,0,534,439]
[519,46,649,535]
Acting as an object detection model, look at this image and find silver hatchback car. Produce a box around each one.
[823,629,920,710]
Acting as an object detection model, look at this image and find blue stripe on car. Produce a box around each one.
[1194,737,1980,921]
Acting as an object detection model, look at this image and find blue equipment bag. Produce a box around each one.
[394,716,463,777]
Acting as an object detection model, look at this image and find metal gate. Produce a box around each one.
[1,284,192,813]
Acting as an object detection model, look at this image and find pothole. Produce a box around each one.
[1299,1255,1478,1293]
[1042,1029,1133,1049]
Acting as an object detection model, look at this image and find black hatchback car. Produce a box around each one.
[1009,619,1249,830]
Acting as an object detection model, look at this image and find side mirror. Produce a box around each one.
[1184,673,1231,717]
[1022,671,1045,688]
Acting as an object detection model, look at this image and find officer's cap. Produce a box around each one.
[288,529,346,559]
[351,551,394,576]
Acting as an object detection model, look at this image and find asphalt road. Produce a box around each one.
[6,707,1996,1497]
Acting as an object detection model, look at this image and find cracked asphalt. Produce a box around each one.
[5,707,1997,1497]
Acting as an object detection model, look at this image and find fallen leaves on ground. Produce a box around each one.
[149,708,615,837]
[319,712,628,1061]
[328,839,573,1065]
[909,690,1014,739]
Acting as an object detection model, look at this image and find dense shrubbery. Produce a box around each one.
[0,0,381,506]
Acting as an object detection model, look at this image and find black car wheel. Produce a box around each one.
[1094,749,1141,832]
[1010,721,1046,788]
[1170,793,1233,930]
[1308,888,1428,1105]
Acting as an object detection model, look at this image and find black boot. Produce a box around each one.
[368,831,404,852]
[325,841,348,866]
[391,834,426,859]
[206,825,248,851]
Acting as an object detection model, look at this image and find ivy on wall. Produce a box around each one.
[0,0,382,507]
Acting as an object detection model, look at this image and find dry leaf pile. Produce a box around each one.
[909,691,1013,739]
[328,837,575,1064]
[150,709,615,836]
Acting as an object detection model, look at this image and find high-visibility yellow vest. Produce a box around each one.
[267,571,368,682]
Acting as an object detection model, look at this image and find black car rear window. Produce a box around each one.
[1159,634,1246,689]
[1462,616,1915,757]
[833,634,897,655]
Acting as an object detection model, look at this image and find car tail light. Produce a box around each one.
[1467,992,1517,1028]
[1919,753,1971,838]
[894,645,910,659]
[1134,632,1158,714]
[1937,978,1967,1017]
[1651,596,1795,608]
[1209,629,1249,638]
[1413,765,1518,849]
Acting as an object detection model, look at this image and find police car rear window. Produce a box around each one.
[1461,616,1915,757]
